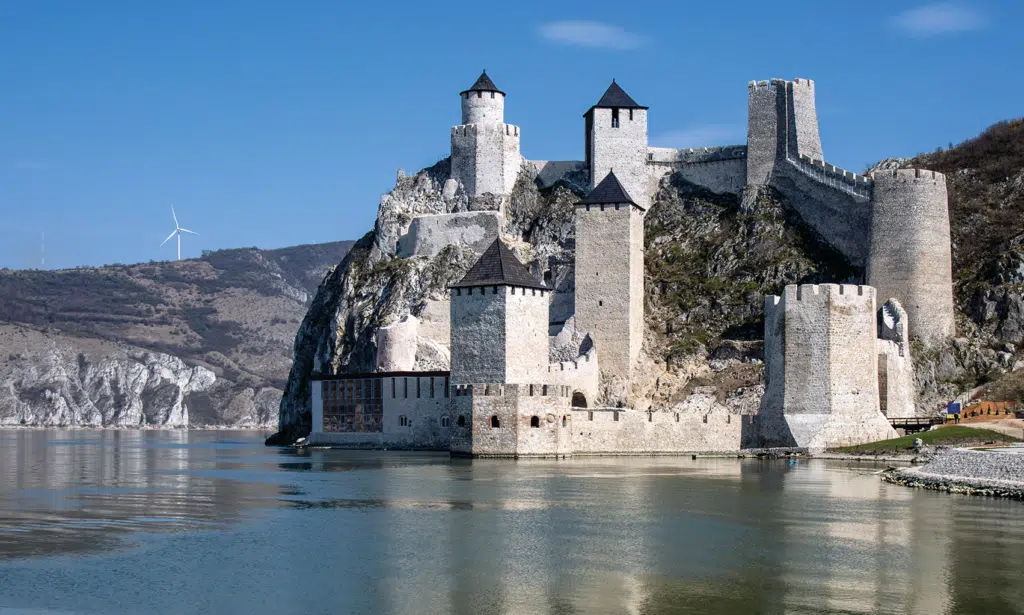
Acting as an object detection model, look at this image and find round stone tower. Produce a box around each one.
[461,71,505,125]
[867,168,955,347]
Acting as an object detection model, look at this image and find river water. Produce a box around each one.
[0,430,1022,615]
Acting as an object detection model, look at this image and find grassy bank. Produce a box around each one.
[830,426,1021,455]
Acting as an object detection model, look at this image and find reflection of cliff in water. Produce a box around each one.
[0,429,283,557]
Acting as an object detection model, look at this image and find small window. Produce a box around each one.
[562,416,567,427]
[629,109,633,121]
[403,379,408,399]
[612,108,620,128]
[702,415,708,424]
[530,416,540,428]
[441,416,450,427]
[477,91,482,98]
[598,300,603,307]
[490,416,500,428]
[399,415,408,427]
[490,91,495,99]
[417,378,421,399]
[493,286,498,294]
[613,411,620,422]
[457,415,466,427]
[675,413,680,423]
[588,411,593,421]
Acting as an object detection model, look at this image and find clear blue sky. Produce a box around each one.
[2,0,1021,269]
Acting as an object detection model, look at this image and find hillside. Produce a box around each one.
[276,119,1024,440]
[0,241,352,427]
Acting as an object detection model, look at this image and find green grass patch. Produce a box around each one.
[830,426,1021,455]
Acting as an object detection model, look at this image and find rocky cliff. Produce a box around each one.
[276,119,1024,440]
[0,241,351,427]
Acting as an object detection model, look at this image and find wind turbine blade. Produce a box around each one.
[171,205,179,228]
[178,228,199,235]
[160,229,177,246]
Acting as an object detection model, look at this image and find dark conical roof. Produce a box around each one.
[461,71,505,96]
[591,80,647,110]
[579,171,641,208]
[451,238,547,290]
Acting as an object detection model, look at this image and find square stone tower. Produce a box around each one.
[584,80,649,207]
[574,172,645,396]
[449,238,550,385]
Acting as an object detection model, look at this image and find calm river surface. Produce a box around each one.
[1,430,1022,615]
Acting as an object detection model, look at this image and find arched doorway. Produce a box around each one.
[490,415,500,428]
[530,416,540,428]
[571,392,588,408]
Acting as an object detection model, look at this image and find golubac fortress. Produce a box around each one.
[308,72,955,455]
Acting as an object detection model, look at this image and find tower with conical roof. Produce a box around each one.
[584,80,649,208]
[574,171,646,395]
[450,71,522,202]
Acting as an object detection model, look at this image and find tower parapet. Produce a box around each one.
[867,169,955,346]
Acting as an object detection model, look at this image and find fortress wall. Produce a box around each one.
[787,79,823,160]
[451,124,521,198]
[397,211,501,258]
[868,169,955,346]
[575,204,642,381]
[530,160,586,188]
[568,408,742,454]
[674,158,747,195]
[450,383,571,456]
[504,287,550,383]
[771,159,872,265]
[450,286,507,384]
[461,90,504,125]
[547,347,599,408]
[589,107,649,206]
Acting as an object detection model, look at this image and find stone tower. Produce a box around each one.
[449,238,549,385]
[759,284,898,450]
[584,80,649,207]
[450,71,522,200]
[867,169,955,346]
[574,171,645,395]
[746,78,823,185]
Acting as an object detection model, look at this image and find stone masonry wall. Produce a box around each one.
[397,211,501,258]
[786,79,823,160]
[449,383,571,457]
[376,316,418,371]
[574,203,644,389]
[589,107,648,206]
[504,287,550,384]
[746,80,784,186]
[450,286,507,384]
[867,169,955,346]
[758,284,897,450]
[569,408,742,454]
[546,347,599,408]
[461,90,504,125]
[451,124,521,198]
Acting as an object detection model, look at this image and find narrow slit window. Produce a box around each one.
[612,108,620,128]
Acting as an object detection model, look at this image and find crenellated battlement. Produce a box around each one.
[870,168,946,185]
[748,79,788,91]
[787,154,874,198]
[451,123,521,137]
[452,383,571,398]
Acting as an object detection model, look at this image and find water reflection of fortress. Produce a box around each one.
[308,71,955,455]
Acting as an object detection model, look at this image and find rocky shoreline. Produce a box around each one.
[882,447,1024,500]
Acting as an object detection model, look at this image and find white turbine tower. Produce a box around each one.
[160,205,198,261]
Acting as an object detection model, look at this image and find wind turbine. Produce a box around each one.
[160,205,198,261]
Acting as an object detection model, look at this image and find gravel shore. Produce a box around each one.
[883,447,1024,499]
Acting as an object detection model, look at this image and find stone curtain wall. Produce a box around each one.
[449,383,571,457]
[758,284,897,449]
[450,286,507,384]
[546,347,600,408]
[397,211,502,258]
[646,146,747,196]
[588,107,649,206]
[868,169,955,346]
[569,408,742,454]
[574,203,644,385]
[674,159,747,196]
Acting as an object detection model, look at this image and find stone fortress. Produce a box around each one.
[308,71,955,455]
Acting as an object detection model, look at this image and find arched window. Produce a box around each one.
[457,415,466,427]
[399,415,408,427]
[530,416,540,428]
[490,415,500,428]
[571,392,588,408]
